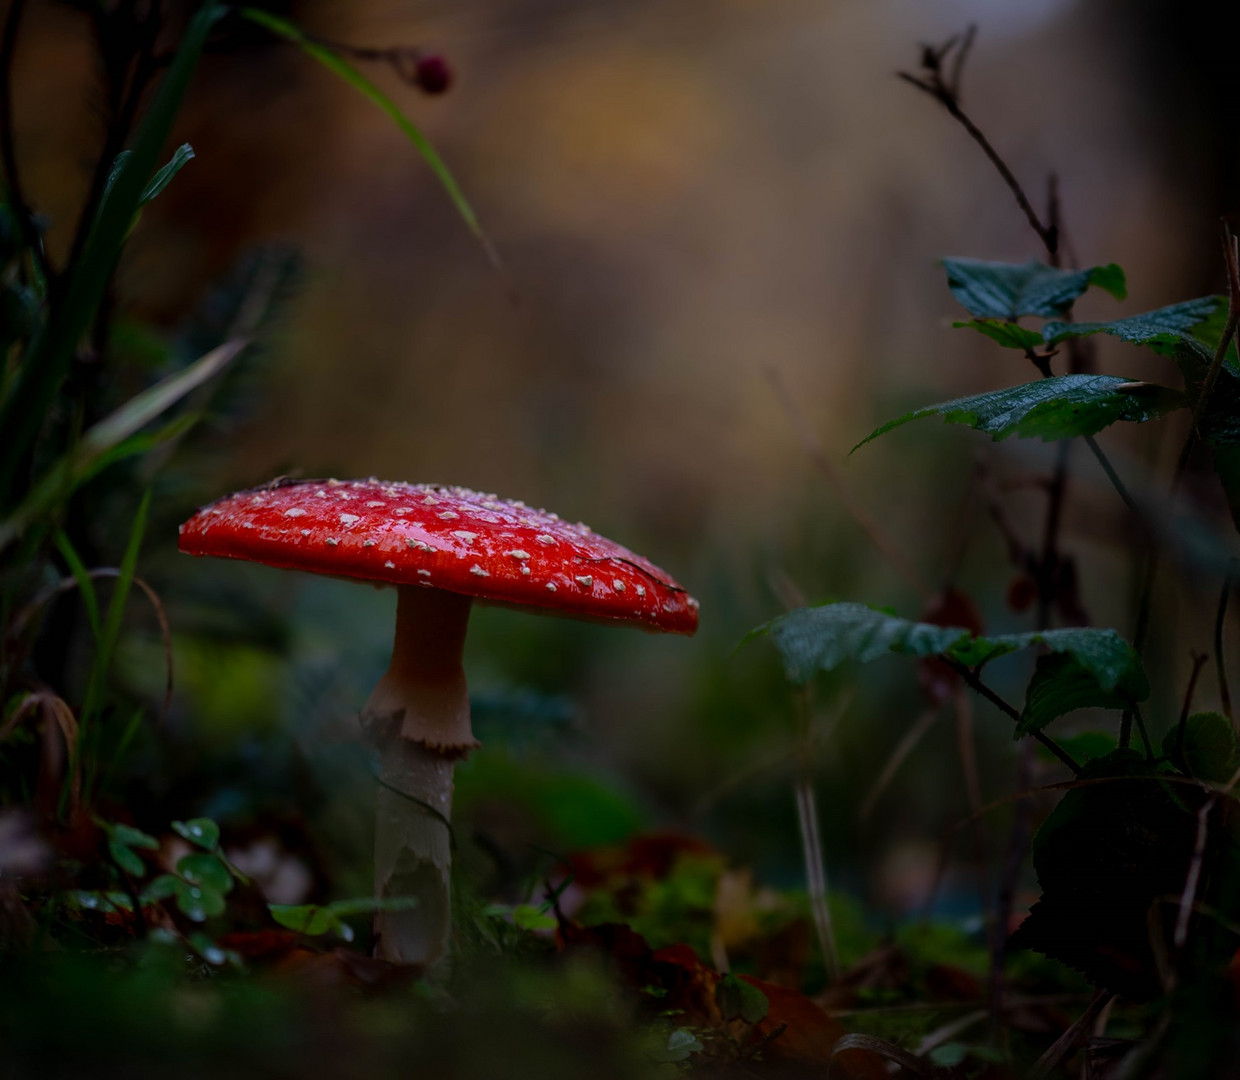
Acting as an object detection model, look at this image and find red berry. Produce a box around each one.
[415,55,452,95]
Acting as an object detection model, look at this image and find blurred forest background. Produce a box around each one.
[5,0,1240,1074]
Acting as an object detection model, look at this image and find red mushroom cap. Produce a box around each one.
[178,478,698,634]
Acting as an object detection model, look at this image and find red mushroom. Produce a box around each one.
[178,477,698,966]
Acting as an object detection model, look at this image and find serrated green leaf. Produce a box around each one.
[952,627,1148,697]
[1043,296,1221,350]
[952,318,1046,351]
[1016,653,1134,738]
[752,606,1149,726]
[854,375,1185,450]
[1163,712,1240,784]
[108,838,147,877]
[176,853,233,894]
[750,602,973,685]
[943,258,1124,320]
[172,818,220,851]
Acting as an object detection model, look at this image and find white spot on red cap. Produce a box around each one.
[284,507,306,518]
[340,513,359,525]
[507,549,530,560]
[546,583,557,592]
[326,538,339,546]
[384,560,396,569]
[452,531,478,543]
[575,576,593,588]
[536,534,557,546]
[470,565,489,577]
[438,510,459,520]
[613,580,625,591]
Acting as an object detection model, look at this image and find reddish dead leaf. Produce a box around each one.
[567,832,716,890]
[739,975,887,1077]
[217,928,302,961]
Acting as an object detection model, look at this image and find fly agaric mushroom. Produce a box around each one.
[178,478,698,966]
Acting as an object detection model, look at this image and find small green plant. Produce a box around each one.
[749,25,1240,1074]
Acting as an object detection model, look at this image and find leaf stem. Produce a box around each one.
[941,658,1080,774]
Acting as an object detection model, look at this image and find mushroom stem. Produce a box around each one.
[364,585,476,967]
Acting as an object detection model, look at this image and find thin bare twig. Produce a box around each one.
[1218,559,1236,723]
[1027,991,1112,1080]
[1174,761,1240,950]
[899,28,1057,256]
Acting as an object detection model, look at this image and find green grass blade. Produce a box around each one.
[53,530,102,642]
[80,489,150,731]
[239,8,497,268]
[0,340,242,551]
[0,3,222,507]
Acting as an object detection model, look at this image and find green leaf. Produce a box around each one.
[1043,296,1221,350]
[952,627,1149,697]
[511,904,557,931]
[751,605,1149,717]
[268,896,419,939]
[239,8,495,268]
[269,904,341,937]
[1163,712,1240,784]
[110,823,159,850]
[0,2,222,507]
[942,258,1125,320]
[175,881,226,922]
[716,974,769,1024]
[660,1029,704,1062]
[108,838,147,877]
[749,602,972,685]
[1016,653,1135,738]
[141,874,181,904]
[854,375,1184,450]
[172,818,220,851]
[176,853,234,894]
[953,318,1046,351]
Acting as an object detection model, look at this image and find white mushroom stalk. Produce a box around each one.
[363,586,476,967]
